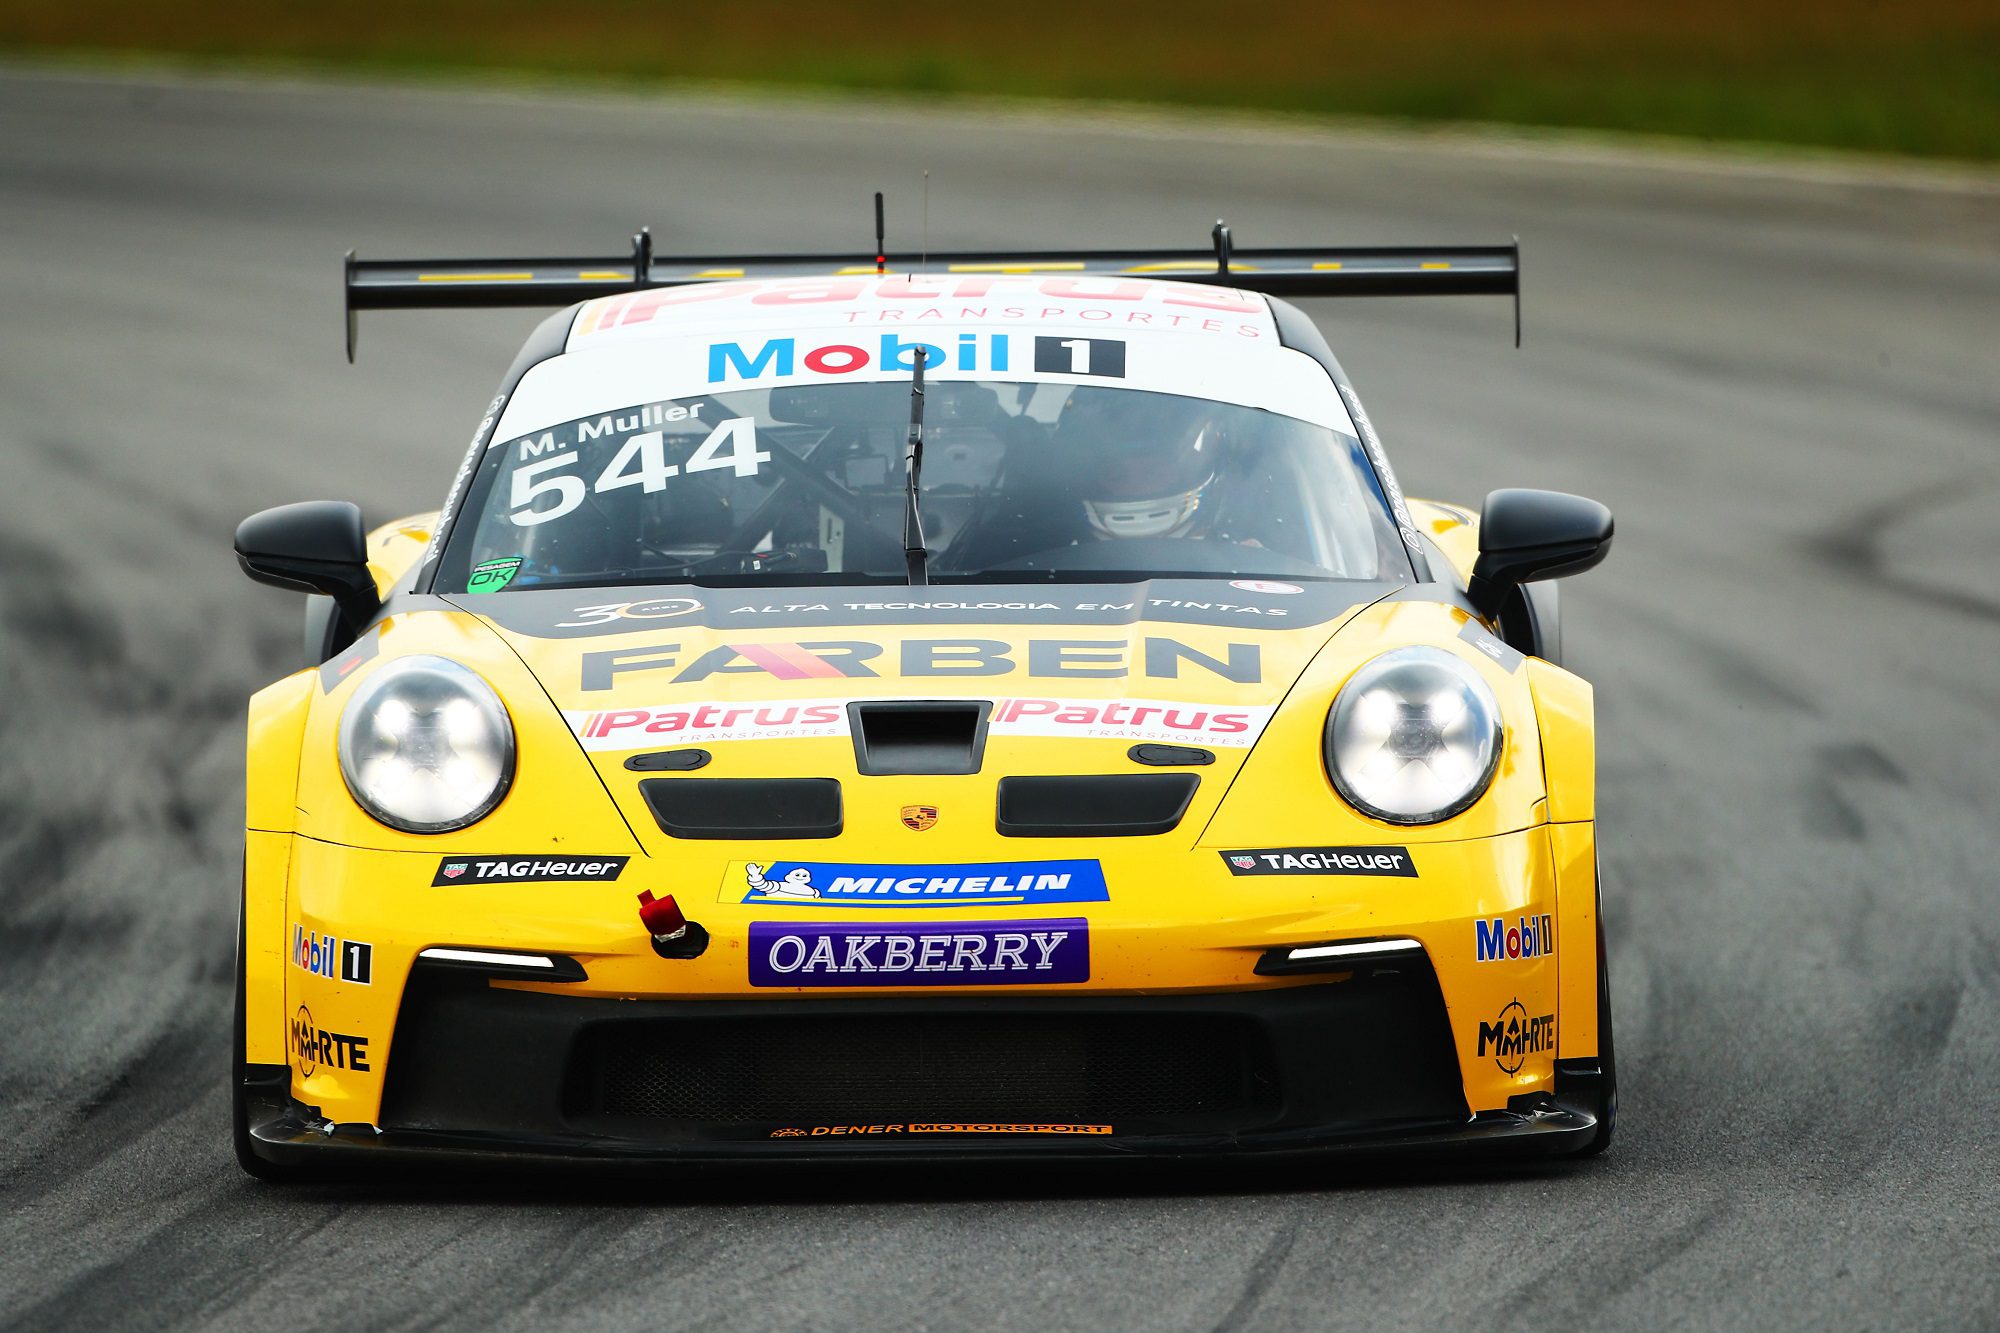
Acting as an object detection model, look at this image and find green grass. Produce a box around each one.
[5,0,1998,161]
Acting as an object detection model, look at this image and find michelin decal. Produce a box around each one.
[726,858,1108,908]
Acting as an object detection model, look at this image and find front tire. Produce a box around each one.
[233,889,308,1182]
[1571,873,1617,1156]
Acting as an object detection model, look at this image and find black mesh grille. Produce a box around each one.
[565,1013,1275,1124]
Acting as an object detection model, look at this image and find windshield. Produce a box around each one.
[434,380,1410,593]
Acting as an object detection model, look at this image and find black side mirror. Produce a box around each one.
[234,501,381,634]
[1467,489,1613,620]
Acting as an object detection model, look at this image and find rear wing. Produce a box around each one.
[343,223,1520,360]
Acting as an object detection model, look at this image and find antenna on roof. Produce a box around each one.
[874,192,886,276]
[921,169,930,276]
[1212,220,1232,277]
[631,227,652,285]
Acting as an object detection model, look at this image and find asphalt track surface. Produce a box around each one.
[2,67,1997,1331]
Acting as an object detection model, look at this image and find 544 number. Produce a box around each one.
[509,417,768,526]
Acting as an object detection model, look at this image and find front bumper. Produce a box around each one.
[247,821,1600,1166]
[242,956,1600,1160]
[243,952,1600,1168]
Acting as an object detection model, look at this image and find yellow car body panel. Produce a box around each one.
[249,526,1599,1142]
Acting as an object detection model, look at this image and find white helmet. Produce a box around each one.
[1058,389,1220,540]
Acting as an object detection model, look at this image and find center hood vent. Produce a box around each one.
[996,774,1200,838]
[848,700,992,776]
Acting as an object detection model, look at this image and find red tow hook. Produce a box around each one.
[638,890,708,959]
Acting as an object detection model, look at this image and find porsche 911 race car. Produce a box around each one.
[231,222,1616,1177]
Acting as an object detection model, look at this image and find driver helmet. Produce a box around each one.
[1055,388,1221,540]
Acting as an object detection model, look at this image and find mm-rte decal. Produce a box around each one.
[1476,914,1554,963]
[1219,847,1417,876]
[1478,999,1555,1074]
[749,919,1089,987]
[290,1005,369,1077]
[291,926,373,984]
[431,855,629,885]
[725,859,1108,908]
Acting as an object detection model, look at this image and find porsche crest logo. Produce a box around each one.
[900,805,939,832]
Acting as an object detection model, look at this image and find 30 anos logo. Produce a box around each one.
[1477,998,1554,1075]
[290,1005,370,1078]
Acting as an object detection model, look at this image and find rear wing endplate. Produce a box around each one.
[343,223,1520,361]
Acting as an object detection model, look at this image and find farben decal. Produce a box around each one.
[577,635,1261,689]
[749,919,1089,987]
[432,855,629,885]
[1219,847,1417,877]
[727,858,1108,908]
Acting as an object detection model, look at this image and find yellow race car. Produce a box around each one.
[231,227,1615,1176]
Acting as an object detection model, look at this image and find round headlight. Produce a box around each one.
[1326,646,1502,825]
[337,655,515,833]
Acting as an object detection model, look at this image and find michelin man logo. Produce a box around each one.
[746,862,818,900]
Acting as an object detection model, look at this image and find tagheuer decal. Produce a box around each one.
[432,855,629,885]
[1219,847,1417,877]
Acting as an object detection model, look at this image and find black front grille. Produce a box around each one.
[565,1013,1276,1125]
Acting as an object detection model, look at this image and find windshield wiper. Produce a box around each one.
[901,346,929,586]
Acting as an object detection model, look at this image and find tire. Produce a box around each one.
[1572,873,1618,1156]
[233,885,308,1182]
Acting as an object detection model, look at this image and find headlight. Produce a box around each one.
[337,655,515,832]
[1325,647,1502,825]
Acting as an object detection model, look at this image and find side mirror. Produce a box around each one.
[1467,489,1613,620]
[234,501,381,634]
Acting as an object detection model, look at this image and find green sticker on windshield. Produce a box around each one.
[467,557,523,594]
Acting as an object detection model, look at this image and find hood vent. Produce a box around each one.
[641,778,843,840]
[996,774,1200,837]
[848,700,992,776]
